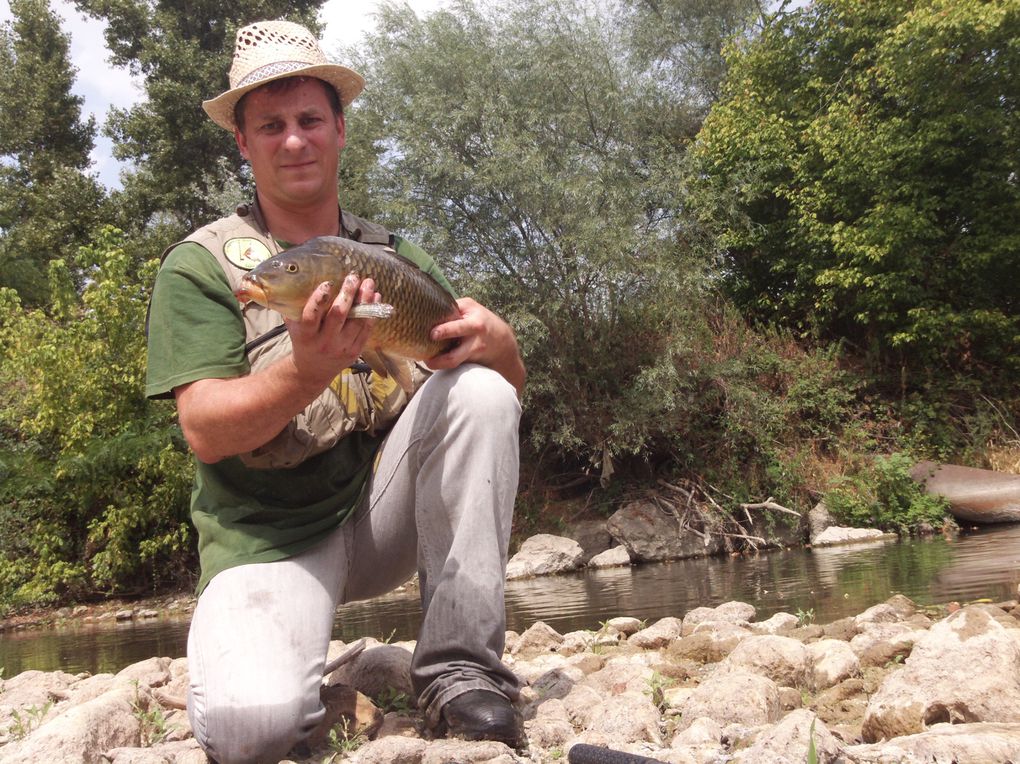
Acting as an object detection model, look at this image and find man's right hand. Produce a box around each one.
[174,274,378,464]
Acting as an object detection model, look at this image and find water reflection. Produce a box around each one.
[3,524,1020,676]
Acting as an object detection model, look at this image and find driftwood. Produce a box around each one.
[646,479,801,552]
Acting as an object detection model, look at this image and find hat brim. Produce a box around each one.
[202,63,365,131]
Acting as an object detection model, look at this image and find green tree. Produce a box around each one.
[0,229,194,609]
[0,0,106,305]
[349,0,711,471]
[694,0,1020,379]
[73,0,325,236]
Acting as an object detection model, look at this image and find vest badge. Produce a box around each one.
[224,238,273,270]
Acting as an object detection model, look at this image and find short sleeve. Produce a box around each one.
[145,243,249,399]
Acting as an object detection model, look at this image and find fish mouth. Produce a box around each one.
[235,275,268,307]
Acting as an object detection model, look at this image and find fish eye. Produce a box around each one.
[285,262,298,273]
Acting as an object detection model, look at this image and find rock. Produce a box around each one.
[510,620,564,658]
[103,739,204,763]
[678,668,782,730]
[0,686,141,764]
[733,709,844,763]
[629,617,683,649]
[349,735,427,763]
[722,635,810,688]
[114,657,172,690]
[806,639,861,691]
[848,721,1020,762]
[911,460,1020,524]
[811,526,897,546]
[752,612,800,634]
[420,738,518,763]
[564,519,614,563]
[328,644,414,700]
[681,601,756,636]
[604,617,642,636]
[861,605,1020,742]
[505,534,585,579]
[606,500,725,562]
[808,500,835,540]
[668,622,753,664]
[524,698,574,748]
[849,621,923,667]
[588,545,632,569]
[115,610,135,621]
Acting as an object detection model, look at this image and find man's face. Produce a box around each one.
[234,78,345,213]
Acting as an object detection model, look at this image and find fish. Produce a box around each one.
[235,236,460,394]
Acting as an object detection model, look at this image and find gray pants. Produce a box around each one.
[186,365,522,764]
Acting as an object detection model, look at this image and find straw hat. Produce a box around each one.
[203,19,365,131]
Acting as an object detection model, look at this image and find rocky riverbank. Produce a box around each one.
[4,594,1020,763]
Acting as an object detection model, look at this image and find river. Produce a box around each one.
[3,523,1020,677]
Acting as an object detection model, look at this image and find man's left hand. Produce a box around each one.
[427,297,526,395]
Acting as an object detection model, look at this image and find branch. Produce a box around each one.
[739,498,801,517]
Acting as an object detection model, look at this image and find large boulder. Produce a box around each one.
[862,606,1020,742]
[606,500,725,562]
[506,534,585,579]
[911,461,1020,523]
[722,635,811,688]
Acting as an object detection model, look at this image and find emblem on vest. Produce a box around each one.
[224,237,273,270]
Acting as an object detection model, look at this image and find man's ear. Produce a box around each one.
[235,128,249,160]
[336,112,346,151]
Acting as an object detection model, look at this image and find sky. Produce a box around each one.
[0,0,445,188]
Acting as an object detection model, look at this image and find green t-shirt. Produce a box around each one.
[146,233,454,594]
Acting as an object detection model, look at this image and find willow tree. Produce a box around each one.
[694,0,1020,380]
[346,0,741,474]
[0,0,105,305]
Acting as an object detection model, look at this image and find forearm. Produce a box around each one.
[175,356,327,463]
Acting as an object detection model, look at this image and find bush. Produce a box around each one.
[823,452,950,533]
[0,227,194,611]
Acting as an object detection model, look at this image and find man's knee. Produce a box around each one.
[190,691,319,764]
[437,365,521,423]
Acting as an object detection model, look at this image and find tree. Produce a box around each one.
[73,0,325,236]
[0,229,194,608]
[346,0,732,473]
[0,0,105,305]
[694,0,1020,379]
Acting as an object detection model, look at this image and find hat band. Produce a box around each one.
[234,60,321,90]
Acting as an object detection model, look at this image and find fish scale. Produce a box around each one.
[235,236,460,392]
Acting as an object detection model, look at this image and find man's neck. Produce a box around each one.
[255,192,341,244]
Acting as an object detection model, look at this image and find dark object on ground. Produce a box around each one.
[567,743,667,763]
[439,689,522,748]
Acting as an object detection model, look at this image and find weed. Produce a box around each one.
[7,701,53,740]
[374,687,414,714]
[324,717,368,758]
[807,717,818,764]
[796,607,815,627]
[131,682,169,747]
[646,672,677,714]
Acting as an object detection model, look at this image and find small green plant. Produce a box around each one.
[7,701,53,740]
[646,672,677,714]
[374,687,414,714]
[796,607,815,627]
[823,453,950,533]
[549,748,565,759]
[131,682,169,746]
[807,717,818,764]
[322,717,368,760]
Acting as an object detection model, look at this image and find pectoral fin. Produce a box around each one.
[361,348,416,396]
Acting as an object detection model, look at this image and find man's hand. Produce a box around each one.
[175,274,379,463]
[426,297,526,395]
[285,273,380,395]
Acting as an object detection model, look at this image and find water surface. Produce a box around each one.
[3,524,1019,676]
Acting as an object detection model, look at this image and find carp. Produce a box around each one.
[235,236,459,394]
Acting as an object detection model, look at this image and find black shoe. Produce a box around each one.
[439,689,522,748]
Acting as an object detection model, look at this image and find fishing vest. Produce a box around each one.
[164,201,423,469]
